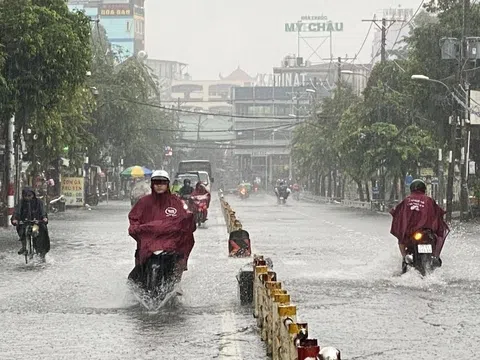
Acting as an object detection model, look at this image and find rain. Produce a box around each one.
[1,0,480,359]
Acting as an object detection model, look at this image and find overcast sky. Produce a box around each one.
[144,0,424,79]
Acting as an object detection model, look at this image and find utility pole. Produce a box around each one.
[196,115,202,142]
[337,56,342,85]
[321,55,356,85]
[5,115,15,227]
[459,0,471,220]
[361,17,403,206]
[362,18,405,63]
[446,114,457,223]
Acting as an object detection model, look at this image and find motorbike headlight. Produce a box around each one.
[32,224,40,236]
[413,232,423,241]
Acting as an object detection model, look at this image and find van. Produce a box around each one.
[178,160,213,183]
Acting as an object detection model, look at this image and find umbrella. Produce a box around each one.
[121,166,153,178]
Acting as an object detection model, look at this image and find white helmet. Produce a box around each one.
[151,170,170,182]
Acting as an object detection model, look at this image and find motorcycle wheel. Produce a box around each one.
[415,253,432,276]
[146,265,159,297]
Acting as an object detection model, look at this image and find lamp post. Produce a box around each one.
[411,74,458,222]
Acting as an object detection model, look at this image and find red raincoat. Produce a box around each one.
[128,187,196,269]
[390,191,449,257]
[191,182,211,208]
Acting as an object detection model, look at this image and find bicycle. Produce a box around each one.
[18,220,44,264]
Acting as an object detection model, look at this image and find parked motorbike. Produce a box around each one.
[49,195,65,213]
[128,250,181,301]
[402,228,438,276]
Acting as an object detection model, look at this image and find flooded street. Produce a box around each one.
[1,195,480,359]
[227,194,480,359]
[0,199,264,360]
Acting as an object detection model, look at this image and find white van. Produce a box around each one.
[198,171,211,193]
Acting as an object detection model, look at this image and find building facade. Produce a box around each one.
[68,0,145,60]
[231,55,370,186]
[145,59,189,101]
[165,67,254,142]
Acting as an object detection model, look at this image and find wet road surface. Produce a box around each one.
[2,193,479,359]
[227,193,480,359]
[0,200,265,360]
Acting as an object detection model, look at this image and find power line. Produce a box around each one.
[349,20,374,65]
[113,98,311,120]
[389,0,425,53]
[136,122,298,133]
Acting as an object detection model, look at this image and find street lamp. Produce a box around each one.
[411,74,459,221]
[341,70,369,79]
[411,74,452,93]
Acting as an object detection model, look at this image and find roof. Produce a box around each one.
[219,66,254,82]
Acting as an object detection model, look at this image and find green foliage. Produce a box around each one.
[0,1,175,178]
[292,0,480,199]
[88,25,176,168]
[0,0,92,127]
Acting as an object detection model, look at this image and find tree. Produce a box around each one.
[88,24,176,169]
[0,0,92,131]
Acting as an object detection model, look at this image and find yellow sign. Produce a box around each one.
[100,8,132,16]
[61,177,85,207]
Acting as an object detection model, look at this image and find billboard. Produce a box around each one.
[285,15,343,32]
[100,3,133,17]
[61,177,85,207]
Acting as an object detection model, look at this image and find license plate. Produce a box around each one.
[417,244,432,253]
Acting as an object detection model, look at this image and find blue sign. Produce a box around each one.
[405,175,413,186]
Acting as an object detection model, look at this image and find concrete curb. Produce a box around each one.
[252,255,342,360]
[218,191,251,257]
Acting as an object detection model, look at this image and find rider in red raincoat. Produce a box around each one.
[128,170,196,278]
[390,179,449,269]
[189,181,211,219]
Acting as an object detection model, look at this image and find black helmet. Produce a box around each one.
[410,179,426,193]
[184,179,191,186]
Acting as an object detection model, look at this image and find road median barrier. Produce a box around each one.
[243,254,342,360]
[218,190,251,258]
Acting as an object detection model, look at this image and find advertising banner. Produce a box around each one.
[100,3,133,16]
[61,177,85,207]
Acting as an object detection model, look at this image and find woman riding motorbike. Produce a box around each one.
[128,170,196,282]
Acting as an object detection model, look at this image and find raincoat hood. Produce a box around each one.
[22,187,36,199]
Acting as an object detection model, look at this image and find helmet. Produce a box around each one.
[410,179,426,193]
[151,170,170,182]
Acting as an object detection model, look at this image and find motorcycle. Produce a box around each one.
[276,189,289,205]
[49,195,65,213]
[190,194,209,227]
[239,187,249,200]
[19,219,47,264]
[128,250,181,301]
[402,228,437,276]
